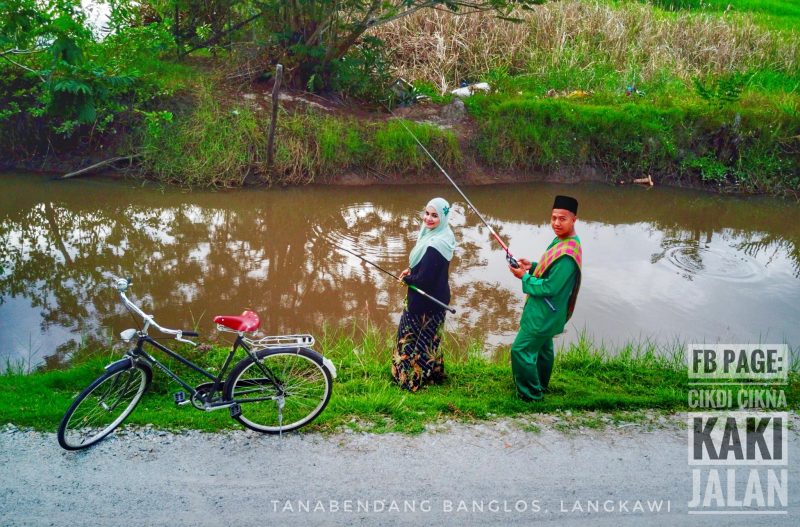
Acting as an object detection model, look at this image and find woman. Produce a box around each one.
[392,197,456,391]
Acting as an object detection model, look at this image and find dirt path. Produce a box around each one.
[1,418,797,526]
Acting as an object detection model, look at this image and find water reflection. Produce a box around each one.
[0,173,798,369]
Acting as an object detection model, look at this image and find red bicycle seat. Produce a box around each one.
[213,310,260,332]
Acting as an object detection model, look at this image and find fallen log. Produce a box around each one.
[59,154,141,180]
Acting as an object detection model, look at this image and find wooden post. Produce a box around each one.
[266,64,283,174]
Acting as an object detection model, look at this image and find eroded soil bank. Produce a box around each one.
[6,91,796,197]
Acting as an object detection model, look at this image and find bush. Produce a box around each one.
[330,36,394,103]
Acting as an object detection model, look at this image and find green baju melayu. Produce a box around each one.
[511,235,581,401]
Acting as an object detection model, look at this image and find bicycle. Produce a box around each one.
[57,276,336,450]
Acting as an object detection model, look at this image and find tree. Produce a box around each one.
[255,0,543,89]
[1,0,174,140]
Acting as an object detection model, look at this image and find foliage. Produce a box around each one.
[3,327,796,432]
[693,74,747,107]
[0,329,712,433]
[680,153,729,183]
[0,0,178,145]
[2,0,799,197]
[409,80,452,104]
[255,0,543,89]
[143,0,262,55]
[140,87,462,187]
[140,85,265,186]
[374,0,800,98]
[330,36,393,103]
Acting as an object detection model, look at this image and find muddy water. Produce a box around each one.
[1,172,799,369]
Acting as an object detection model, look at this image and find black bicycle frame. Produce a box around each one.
[129,334,284,404]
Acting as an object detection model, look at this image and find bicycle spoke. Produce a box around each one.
[58,365,148,450]
[227,349,331,433]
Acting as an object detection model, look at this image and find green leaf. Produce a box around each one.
[50,36,82,65]
[76,101,96,124]
[50,15,79,34]
[53,79,92,96]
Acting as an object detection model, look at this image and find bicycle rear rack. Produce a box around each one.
[241,333,315,349]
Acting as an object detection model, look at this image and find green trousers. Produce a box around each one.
[510,332,554,401]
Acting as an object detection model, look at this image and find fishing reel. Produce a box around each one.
[506,254,520,269]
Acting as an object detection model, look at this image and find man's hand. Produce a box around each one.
[517,258,533,271]
[509,264,527,279]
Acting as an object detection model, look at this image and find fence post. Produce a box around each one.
[266,64,283,175]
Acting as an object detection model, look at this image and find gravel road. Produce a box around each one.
[1,416,797,526]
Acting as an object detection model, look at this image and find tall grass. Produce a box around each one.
[139,84,461,187]
[129,0,799,194]
[467,96,800,193]
[371,0,800,95]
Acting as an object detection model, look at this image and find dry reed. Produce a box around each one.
[370,0,800,93]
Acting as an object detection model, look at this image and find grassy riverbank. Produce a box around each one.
[2,328,797,434]
[94,1,800,195]
[137,84,462,187]
[2,1,799,195]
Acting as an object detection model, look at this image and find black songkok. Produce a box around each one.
[553,195,578,215]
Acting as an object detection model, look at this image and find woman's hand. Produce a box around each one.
[398,268,411,281]
[517,258,533,271]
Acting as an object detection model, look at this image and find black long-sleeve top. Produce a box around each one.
[403,246,451,314]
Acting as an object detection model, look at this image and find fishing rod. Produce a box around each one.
[386,108,520,269]
[387,109,558,313]
[333,243,456,314]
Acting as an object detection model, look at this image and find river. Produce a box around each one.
[1,172,798,369]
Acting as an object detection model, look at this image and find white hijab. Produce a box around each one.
[409,197,456,268]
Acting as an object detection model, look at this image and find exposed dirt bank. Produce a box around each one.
[2,91,790,196]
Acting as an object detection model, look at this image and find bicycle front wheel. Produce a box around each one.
[225,348,332,433]
[57,361,151,450]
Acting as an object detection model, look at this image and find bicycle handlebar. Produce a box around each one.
[109,273,199,346]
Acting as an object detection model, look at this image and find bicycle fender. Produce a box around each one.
[322,356,337,379]
[104,356,135,372]
[269,347,337,379]
[297,347,337,379]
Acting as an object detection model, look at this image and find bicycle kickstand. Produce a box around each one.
[277,396,285,438]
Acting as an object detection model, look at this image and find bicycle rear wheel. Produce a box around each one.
[57,361,152,450]
[225,348,332,433]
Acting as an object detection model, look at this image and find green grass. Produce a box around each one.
[139,83,462,187]
[642,0,800,31]
[137,77,799,195]
[465,94,800,194]
[2,327,796,434]
[6,0,799,196]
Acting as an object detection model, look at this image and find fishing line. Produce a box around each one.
[332,242,456,314]
[385,108,560,313]
[385,106,520,269]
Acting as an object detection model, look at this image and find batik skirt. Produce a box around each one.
[392,309,446,392]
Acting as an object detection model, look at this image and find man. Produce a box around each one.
[507,195,582,401]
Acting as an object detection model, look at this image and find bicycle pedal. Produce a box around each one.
[229,403,242,418]
[173,391,187,405]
